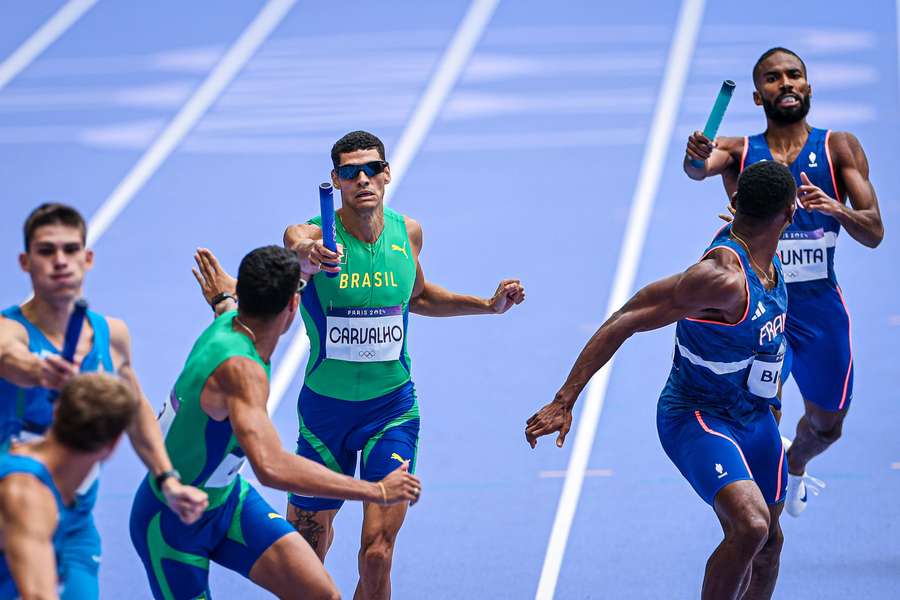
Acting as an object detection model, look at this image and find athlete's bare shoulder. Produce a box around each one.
[0,472,58,539]
[827,131,868,166]
[403,215,423,252]
[715,136,745,159]
[0,316,28,345]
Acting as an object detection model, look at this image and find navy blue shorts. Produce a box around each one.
[289,381,419,512]
[783,286,853,412]
[130,476,294,600]
[657,407,787,506]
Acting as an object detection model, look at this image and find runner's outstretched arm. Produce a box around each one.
[0,475,59,599]
[213,357,421,505]
[526,255,745,448]
[405,218,525,317]
[109,320,209,524]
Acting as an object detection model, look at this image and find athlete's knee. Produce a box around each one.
[727,509,770,556]
[360,532,395,575]
[304,582,341,600]
[807,412,845,444]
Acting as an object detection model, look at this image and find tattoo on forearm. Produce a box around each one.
[288,510,325,550]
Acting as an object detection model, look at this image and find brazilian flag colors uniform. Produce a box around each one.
[290,207,420,512]
[129,312,294,600]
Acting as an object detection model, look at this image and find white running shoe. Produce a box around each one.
[781,435,793,451]
[785,472,826,517]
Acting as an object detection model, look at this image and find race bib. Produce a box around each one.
[205,450,246,488]
[747,352,784,398]
[157,389,179,437]
[778,229,828,283]
[325,306,404,363]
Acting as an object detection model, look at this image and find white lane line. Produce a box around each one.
[533,1,706,598]
[539,469,613,479]
[85,0,297,246]
[266,0,500,415]
[0,0,98,93]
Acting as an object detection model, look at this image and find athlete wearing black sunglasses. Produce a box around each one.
[278,130,526,599]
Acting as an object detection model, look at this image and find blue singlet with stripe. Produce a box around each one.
[659,225,789,425]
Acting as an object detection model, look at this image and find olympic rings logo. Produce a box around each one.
[359,350,377,359]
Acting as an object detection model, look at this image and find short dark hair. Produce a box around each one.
[24,203,87,251]
[752,47,807,85]
[331,131,385,168]
[236,246,301,318]
[52,373,137,453]
[735,161,796,220]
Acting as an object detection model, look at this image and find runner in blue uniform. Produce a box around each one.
[0,204,208,599]
[0,374,137,599]
[527,161,797,599]
[683,48,884,516]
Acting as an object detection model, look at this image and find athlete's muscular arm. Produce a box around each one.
[406,218,525,317]
[0,318,76,390]
[108,319,208,524]
[211,358,420,504]
[799,131,884,248]
[683,133,744,181]
[283,223,342,276]
[0,475,60,600]
[525,253,746,448]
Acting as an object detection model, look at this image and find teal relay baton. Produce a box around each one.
[690,80,735,169]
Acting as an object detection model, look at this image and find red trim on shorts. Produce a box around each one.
[694,410,753,477]
[685,246,750,327]
[836,286,854,410]
[775,444,785,502]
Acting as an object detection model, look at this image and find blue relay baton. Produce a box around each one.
[690,79,736,169]
[319,183,338,278]
[49,298,87,402]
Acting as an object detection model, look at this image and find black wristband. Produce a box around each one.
[210,292,236,311]
[155,469,181,489]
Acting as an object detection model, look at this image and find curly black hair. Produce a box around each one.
[331,130,385,168]
[236,245,301,317]
[735,161,796,220]
[752,47,807,86]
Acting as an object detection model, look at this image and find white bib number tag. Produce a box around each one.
[778,229,828,283]
[205,452,246,488]
[325,306,404,363]
[157,389,179,437]
[747,352,784,399]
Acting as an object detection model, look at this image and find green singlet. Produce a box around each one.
[154,310,268,508]
[302,206,417,401]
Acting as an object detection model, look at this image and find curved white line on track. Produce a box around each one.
[265,0,500,416]
[86,0,297,247]
[0,0,98,92]
[534,1,706,598]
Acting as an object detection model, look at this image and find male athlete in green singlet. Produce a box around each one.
[283,131,526,600]
[130,246,421,600]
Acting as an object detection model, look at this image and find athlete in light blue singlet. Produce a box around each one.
[684,47,884,517]
[0,204,208,600]
[0,374,137,600]
[527,162,797,599]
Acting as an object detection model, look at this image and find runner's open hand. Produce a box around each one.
[798,172,843,216]
[192,248,237,305]
[161,479,209,525]
[488,279,525,314]
[378,462,422,506]
[525,400,573,449]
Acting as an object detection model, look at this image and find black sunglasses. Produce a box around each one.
[336,160,388,181]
